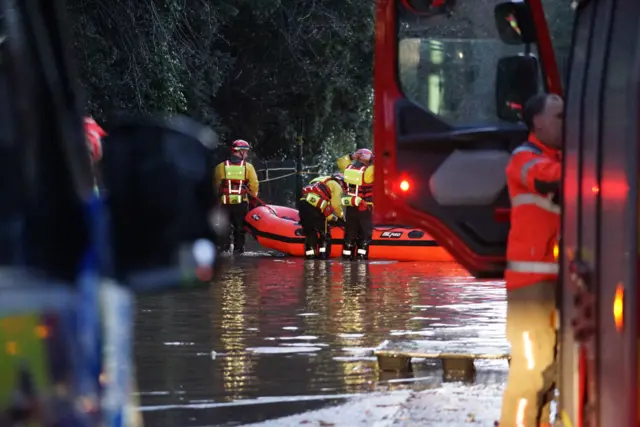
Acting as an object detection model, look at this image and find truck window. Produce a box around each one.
[397,0,574,127]
[397,0,532,127]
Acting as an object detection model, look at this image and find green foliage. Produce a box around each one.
[67,0,374,160]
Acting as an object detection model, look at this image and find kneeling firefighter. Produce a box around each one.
[214,139,259,254]
[336,148,374,260]
[299,174,346,259]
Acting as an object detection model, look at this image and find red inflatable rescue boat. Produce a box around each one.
[244,205,454,261]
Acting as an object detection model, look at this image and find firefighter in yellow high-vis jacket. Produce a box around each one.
[298,174,346,259]
[214,139,259,254]
[336,148,374,260]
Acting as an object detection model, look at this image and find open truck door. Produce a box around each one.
[557,0,640,425]
[373,0,565,278]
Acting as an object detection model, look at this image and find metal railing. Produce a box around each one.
[256,164,321,183]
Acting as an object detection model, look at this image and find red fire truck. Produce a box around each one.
[373,0,639,426]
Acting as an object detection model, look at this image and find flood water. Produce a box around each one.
[134,252,508,427]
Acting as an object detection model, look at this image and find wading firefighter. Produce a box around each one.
[499,93,563,427]
[299,173,346,259]
[337,148,374,260]
[214,139,259,254]
[84,116,107,195]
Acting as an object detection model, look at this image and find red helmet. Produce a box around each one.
[353,148,373,165]
[232,139,251,152]
[84,116,107,162]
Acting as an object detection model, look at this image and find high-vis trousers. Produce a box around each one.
[500,280,557,427]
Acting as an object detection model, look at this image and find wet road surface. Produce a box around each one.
[134,250,508,426]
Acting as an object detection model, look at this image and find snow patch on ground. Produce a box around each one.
[391,383,503,426]
[242,384,504,427]
[243,390,412,427]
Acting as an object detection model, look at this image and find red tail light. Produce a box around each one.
[399,179,410,192]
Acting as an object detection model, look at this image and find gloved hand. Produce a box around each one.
[357,202,368,212]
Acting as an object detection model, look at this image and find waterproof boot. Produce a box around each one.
[219,235,232,253]
[317,234,331,260]
[317,244,328,260]
[342,242,354,260]
[234,231,246,255]
[355,241,369,261]
[304,245,316,260]
[219,242,231,254]
[303,234,317,259]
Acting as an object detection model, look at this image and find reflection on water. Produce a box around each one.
[135,256,507,426]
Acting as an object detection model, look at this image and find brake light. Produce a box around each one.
[399,180,410,192]
[553,243,559,260]
[613,283,624,332]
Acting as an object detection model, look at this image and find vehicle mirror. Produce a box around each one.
[495,55,539,122]
[494,2,537,45]
[101,114,222,291]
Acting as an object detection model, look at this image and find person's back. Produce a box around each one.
[214,154,258,203]
[337,152,374,187]
[499,93,563,427]
[298,174,346,259]
[213,139,258,254]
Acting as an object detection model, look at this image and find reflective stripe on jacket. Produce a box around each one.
[505,134,562,289]
[301,178,344,218]
[220,160,247,204]
[341,164,373,208]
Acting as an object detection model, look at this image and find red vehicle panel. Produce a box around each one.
[372,0,567,278]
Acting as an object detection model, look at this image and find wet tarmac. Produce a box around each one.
[134,248,508,427]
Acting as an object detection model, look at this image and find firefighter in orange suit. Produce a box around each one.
[214,139,259,254]
[337,148,374,260]
[299,174,346,259]
[498,93,563,427]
